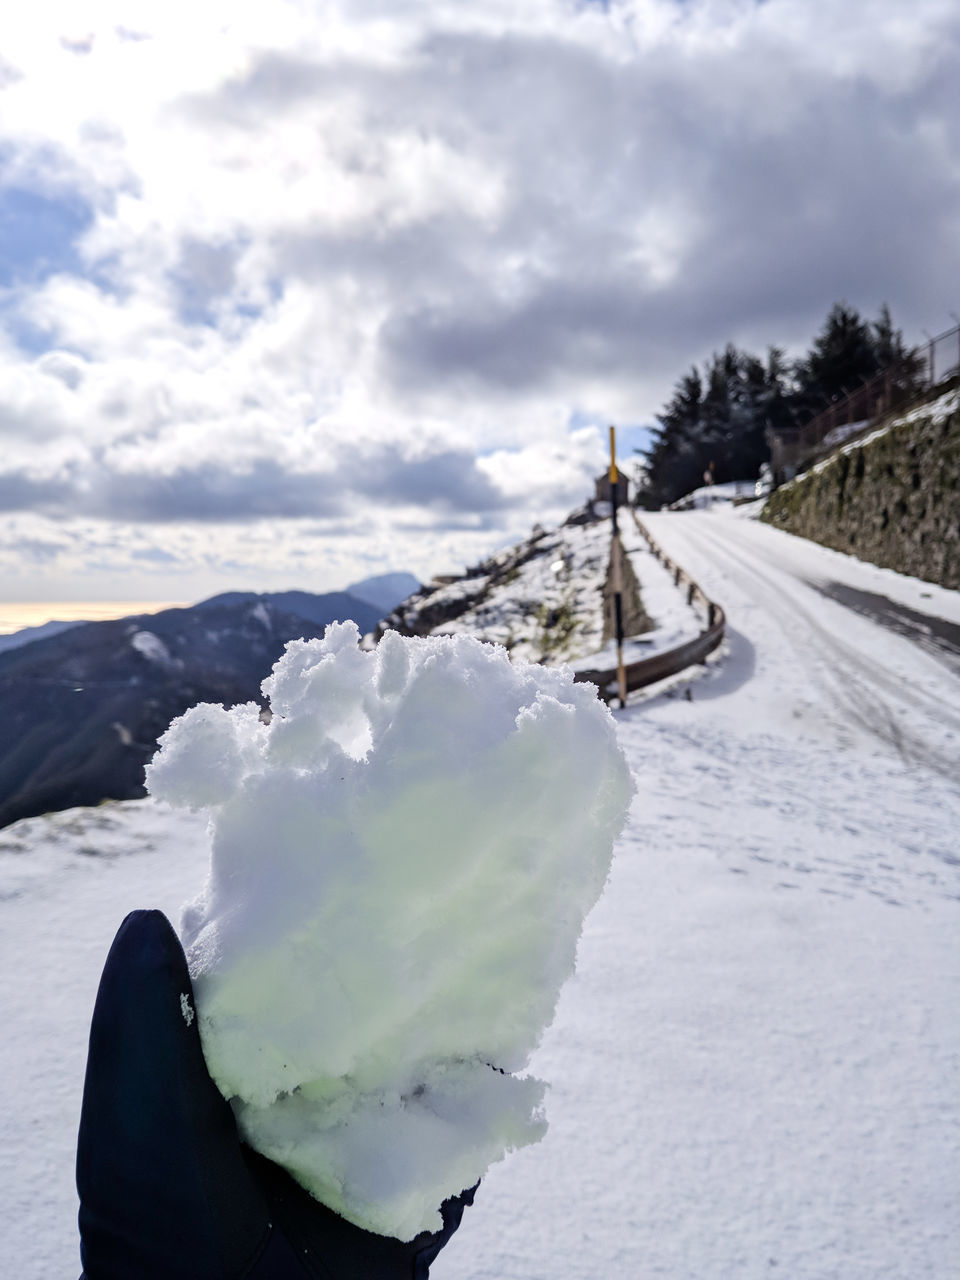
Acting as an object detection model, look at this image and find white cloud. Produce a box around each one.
[0,0,958,596]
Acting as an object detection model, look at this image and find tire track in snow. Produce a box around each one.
[678,520,960,773]
[695,516,960,671]
[693,529,953,734]
[645,514,960,779]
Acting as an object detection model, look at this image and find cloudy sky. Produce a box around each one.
[1,0,958,603]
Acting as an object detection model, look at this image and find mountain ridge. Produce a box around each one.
[0,591,390,830]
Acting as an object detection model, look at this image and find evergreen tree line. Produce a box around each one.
[635,302,921,509]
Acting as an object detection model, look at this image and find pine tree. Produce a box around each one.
[633,302,918,508]
[795,302,880,413]
[871,303,924,396]
[640,369,706,507]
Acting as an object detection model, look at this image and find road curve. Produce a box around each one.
[642,509,960,781]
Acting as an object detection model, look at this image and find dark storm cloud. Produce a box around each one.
[274,217,477,295]
[184,24,960,404]
[0,443,512,523]
[377,30,960,393]
[93,459,351,522]
[0,470,74,511]
[380,282,653,395]
[345,443,509,513]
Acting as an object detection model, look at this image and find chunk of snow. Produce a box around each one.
[146,623,633,1240]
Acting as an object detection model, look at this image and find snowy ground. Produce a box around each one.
[425,519,615,664]
[406,516,701,667]
[2,508,959,1278]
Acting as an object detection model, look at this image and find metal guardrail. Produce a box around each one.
[573,513,725,702]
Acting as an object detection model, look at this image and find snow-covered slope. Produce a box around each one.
[383,519,619,664]
[668,478,757,509]
[2,510,958,1279]
[383,513,701,667]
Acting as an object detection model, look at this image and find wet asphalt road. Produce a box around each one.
[807,580,960,676]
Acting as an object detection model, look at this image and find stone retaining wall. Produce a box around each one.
[761,390,960,589]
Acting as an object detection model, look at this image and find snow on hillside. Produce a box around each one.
[2,510,959,1279]
[390,519,615,664]
[668,479,757,510]
[391,514,701,667]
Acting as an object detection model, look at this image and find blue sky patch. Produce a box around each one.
[567,410,653,462]
[0,185,93,288]
[0,297,56,356]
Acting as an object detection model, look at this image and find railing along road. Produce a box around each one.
[574,513,725,702]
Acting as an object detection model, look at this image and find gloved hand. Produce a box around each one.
[77,910,475,1279]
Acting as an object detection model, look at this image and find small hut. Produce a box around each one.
[594,471,630,506]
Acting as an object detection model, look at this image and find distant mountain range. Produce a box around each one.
[0,619,80,656]
[0,576,421,830]
[197,576,422,628]
[196,589,384,636]
[347,572,423,614]
[0,573,422,657]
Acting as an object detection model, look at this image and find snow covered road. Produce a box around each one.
[2,511,958,1279]
[443,512,960,1278]
[643,508,960,785]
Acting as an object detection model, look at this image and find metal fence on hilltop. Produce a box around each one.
[917,322,960,388]
[769,319,960,478]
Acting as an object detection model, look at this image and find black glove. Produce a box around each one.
[77,910,475,1279]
